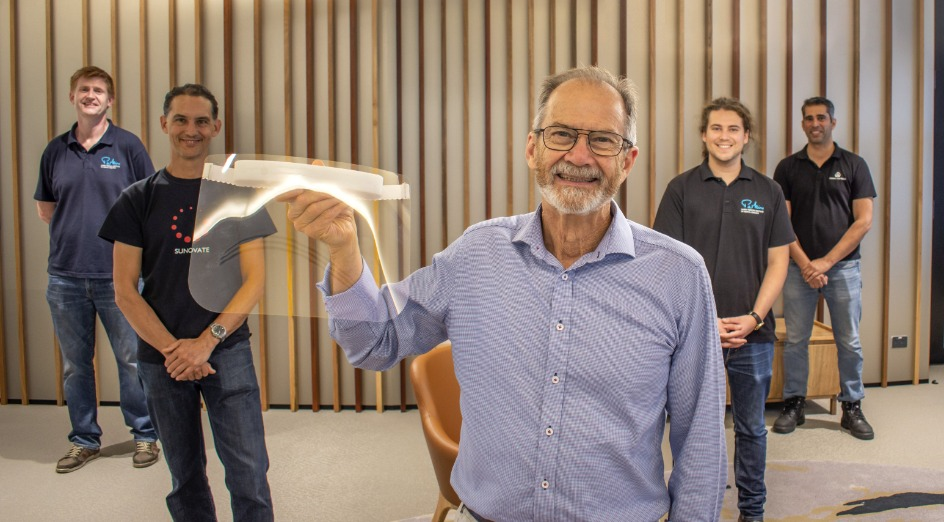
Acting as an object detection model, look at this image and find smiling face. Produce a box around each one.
[160,94,221,163]
[702,109,749,167]
[801,104,836,146]
[69,77,113,119]
[526,80,637,216]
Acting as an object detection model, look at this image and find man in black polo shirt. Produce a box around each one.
[772,97,877,440]
[654,98,793,522]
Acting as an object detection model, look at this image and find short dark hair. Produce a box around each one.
[70,66,115,98]
[163,84,219,120]
[533,66,638,145]
[699,97,756,158]
[801,97,835,119]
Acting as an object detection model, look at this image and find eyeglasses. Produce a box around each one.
[534,125,632,157]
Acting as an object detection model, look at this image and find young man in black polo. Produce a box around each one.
[654,98,794,522]
[772,97,877,440]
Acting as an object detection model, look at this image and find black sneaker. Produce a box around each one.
[772,396,806,434]
[56,445,100,473]
[132,441,161,468]
[841,400,874,440]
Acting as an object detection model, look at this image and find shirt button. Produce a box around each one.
[555,323,564,331]
[545,427,553,436]
[551,375,560,384]
[561,273,568,281]
[541,480,550,490]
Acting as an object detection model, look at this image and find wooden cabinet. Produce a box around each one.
[727,320,840,414]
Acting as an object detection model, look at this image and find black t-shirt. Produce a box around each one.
[99,169,277,363]
[653,161,795,343]
[773,144,876,261]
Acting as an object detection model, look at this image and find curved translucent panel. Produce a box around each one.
[189,154,411,317]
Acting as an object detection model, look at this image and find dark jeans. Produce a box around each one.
[46,275,156,448]
[139,339,273,522]
[725,342,774,519]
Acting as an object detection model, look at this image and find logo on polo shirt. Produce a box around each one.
[829,171,847,181]
[101,156,121,170]
[740,199,765,215]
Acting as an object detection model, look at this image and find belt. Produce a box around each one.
[458,503,495,522]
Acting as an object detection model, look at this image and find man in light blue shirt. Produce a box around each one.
[281,66,727,521]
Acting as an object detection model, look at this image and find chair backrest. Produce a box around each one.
[411,342,462,507]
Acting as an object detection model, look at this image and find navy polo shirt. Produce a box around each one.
[773,143,876,261]
[654,161,795,343]
[35,121,154,278]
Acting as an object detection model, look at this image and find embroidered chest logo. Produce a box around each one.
[740,199,765,215]
[829,171,847,181]
[100,156,121,169]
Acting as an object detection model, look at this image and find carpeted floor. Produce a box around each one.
[1,365,942,521]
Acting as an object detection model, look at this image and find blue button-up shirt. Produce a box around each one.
[319,203,727,521]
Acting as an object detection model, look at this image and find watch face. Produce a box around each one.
[211,323,226,339]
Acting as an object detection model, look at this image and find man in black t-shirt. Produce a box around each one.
[100,84,276,521]
[654,98,794,522]
[772,97,877,441]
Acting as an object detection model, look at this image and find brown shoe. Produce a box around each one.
[132,441,161,468]
[56,445,100,473]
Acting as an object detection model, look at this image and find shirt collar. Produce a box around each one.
[513,200,636,264]
[798,142,843,160]
[67,119,115,148]
[697,159,755,182]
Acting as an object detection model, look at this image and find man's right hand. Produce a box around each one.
[806,273,828,289]
[276,190,358,248]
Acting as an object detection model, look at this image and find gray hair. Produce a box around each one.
[532,66,638,145]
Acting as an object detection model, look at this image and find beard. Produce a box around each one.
[535,159,622,216]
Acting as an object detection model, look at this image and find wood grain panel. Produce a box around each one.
[852,0,860,152]
[527,0,534,210]
[819,0,826,95]
[10,0,28,404]
[284,0,297,412]
[505,0,513,216]
[759,0,767,171]
[705,0,712,99]
[618,0,627,209]
[677,0,684,175]
[549,0,555,74]
[327,0,341,412]
[223,0,233,151]
[732,0,739,98]
[349,0,363,413]
[647,0,656,225]
[590,0,597,65]
[417,0,427,265]
[169,0,177,88]
[440,0,448,249]
[880,0,891,387]
[304,0,321,411]
[140,0,149,150]
[47,0,64,406]
[82,0,89,65]
[371,0,383,413]
[195,0,202,84]
[785,0,792,155]
[484,0,492,220]
[111,0,119,123]
[913,0,925,385]
[462,0,470,230]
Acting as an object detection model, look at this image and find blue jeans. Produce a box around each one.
[46,275,156,448]
[725,342,774,518]
[782,260,865,402]
[138,339,273,522]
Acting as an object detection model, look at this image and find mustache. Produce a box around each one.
[550,162,603,181]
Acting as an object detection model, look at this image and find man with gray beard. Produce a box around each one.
[279,66,727,521]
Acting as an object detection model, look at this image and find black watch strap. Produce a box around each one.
[749,311,764,330]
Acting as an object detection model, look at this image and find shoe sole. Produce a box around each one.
[55,452,100,474]
[133,453,161,468]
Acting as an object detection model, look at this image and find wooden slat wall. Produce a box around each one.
[0,0,934,409]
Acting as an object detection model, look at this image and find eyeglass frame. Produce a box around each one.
[533,125,634,157]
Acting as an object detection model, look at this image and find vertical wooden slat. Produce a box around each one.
[169,0,176,88]
[759,0,767,171]
[397,0,408,412]
[676,0,684,174]
[549,0,556,75]
[732,0,740,99]
[647,0,656,225]
[349,0,363,413]
[618,0,627,209]
[819,0,826,95]
[111,0,119,123]
[440,0,448,249]
[46,0,64,407]
[82,0,89,66]
[304,0,321,411]
[568,0,576,68]
[505,0,513,216]
[327,0,341,412]
[223,0,233,151]
[852,0,860,152]
[140,0,149,150]
[785,0,792,155]
[195,0,202,84]
[371,0,383,413]
[284,0,298,412]
[462,0,470,230]
[10,0,29,404]
[527,0,535,210]
[484,0,492,219]
[418,0,427,265]
[913,0,925,385]
[705,0,712,99]
[590,0,597,65]
[880,0,891,387]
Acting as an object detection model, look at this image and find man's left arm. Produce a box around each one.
[666,262,727,520]
[163,238,266,380]
[802,197,872,280]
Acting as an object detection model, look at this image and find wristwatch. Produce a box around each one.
[209,323,227,342]
[749,311,764,331]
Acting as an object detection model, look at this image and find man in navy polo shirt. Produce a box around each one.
[772,97,877,440]
[654,98,794,522]
[34,65,159,473]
